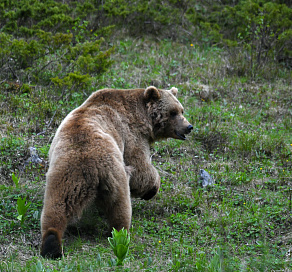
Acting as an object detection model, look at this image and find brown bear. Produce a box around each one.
[40,86,193,259]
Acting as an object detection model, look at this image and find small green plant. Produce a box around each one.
[16,196,31,226]
[11,173,20,188]
[108,228,130,266]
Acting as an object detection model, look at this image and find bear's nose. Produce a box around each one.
[187,125,193,133]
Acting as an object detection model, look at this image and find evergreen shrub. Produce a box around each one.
[102,0,291,68]
[0,0,113,93]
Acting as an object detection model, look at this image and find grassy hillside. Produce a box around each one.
[1,1,292,271]
[1,35,291,271]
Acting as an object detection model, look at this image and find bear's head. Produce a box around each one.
[144,86,193,141]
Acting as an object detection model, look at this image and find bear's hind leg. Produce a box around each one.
[41,167,97,259]
[41,227,63,259]
[40,205,68,259]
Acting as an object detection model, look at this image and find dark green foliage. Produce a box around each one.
[221,1,292,73]
[1,0,290,83]
[102,0,185,37]
[101,0,291,69]
[0,0,113,90]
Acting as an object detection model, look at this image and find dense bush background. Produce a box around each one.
[1,0,291,85]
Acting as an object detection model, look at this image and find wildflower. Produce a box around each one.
[190,44,194,46]
[159,241,161,243]
[260,168,262,170]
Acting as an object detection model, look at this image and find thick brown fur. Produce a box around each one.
[40,86,192,258]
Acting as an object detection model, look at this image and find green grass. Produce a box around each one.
[0,35,292,271]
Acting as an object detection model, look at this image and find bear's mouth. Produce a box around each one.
[175,131,186,140]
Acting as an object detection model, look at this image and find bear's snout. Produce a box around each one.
[187,125,193,133]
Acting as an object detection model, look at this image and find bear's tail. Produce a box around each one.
[41,228,62,259]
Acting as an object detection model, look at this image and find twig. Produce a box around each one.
[7,64,19,81]
[0,214,14,222]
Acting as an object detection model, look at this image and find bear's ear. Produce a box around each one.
[144,86,161,101]
[169,87,178,97]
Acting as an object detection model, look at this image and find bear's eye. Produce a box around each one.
[170,110,177,117]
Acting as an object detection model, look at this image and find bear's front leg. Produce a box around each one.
[105,191,132,232]
[96,167,132,232]
[141,175,160,200]
[127,148,161,200]
[140,164,160,200]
